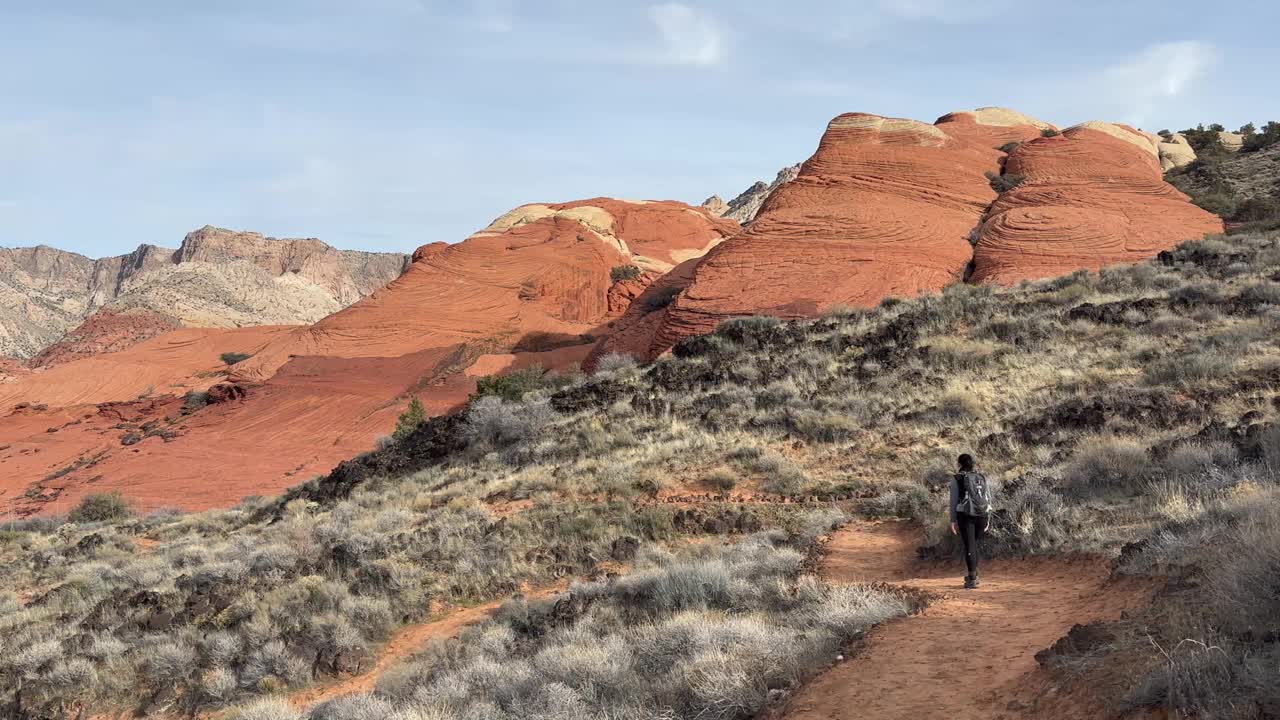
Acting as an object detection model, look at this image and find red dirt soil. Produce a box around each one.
[778,521,1157,720]
[972,124,1224,284]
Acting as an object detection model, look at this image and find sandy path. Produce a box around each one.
[287,583,565,710]
[782,521,1154,720]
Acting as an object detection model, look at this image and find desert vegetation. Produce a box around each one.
[239,521,912,720]
[1169,122,1280,230]
[609,264,643,282]
[2,231,1280,718]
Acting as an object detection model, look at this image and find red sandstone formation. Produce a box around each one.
[934,107,1057,147]
[971,123,1224,284]
[30,308,180,368]
[608,111,1047,361]
[0,199,733,516]
[233,199,736,382]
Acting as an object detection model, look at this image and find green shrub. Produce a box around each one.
[643,286,682,310]
[1181,125,1226,154]
[997,141,1021,153]
[1241,120,1280,152]
[610,265,642,282]
[182,390,209,414]
[1041,128,1060,138]
[985,171,1025,193]
[473,366,549,402]
[392,397,426,441]
[220,352,252,366]
[68,491,133,523]
[1230,197,1279,223]
[1143,351,1235,387]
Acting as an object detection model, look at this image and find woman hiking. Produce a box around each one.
[950,453,993,589]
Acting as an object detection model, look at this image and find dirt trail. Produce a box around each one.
[782,521,1155,720]
[288,583,564,710]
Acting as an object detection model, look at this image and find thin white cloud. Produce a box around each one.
[649,3,726,66]
[1099,41,1219,126]
[877,0,1010,23]
[464,0,515,33]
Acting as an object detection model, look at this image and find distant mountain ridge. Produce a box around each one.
[0,226,409,361]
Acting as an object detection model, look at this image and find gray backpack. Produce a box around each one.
[956,471,992,516]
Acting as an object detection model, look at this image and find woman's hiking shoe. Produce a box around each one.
[963,574,980,589]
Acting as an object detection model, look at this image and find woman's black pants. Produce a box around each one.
[957,512,986,577]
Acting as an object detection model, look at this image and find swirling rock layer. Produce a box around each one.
[971,124,1224,284]
[618,111,1049,360]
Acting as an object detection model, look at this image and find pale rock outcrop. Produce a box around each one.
[0,228,408,361]
[1219,131,1245,152]
[701,195,729,216]
[706,164,803,224]
[1158,133,1197,171]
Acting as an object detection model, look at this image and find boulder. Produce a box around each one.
[1158,132,1197,171]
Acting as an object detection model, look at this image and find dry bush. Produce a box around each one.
[1064,436,1151,497]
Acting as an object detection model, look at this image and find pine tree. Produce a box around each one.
[393,397,426,440]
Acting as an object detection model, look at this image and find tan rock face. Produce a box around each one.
[971,123,1224,284]
[1218,131,1245,152]
[0,228,408,361]
[1159,133,1198,171]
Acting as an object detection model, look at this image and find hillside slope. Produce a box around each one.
[2,230,1276,719]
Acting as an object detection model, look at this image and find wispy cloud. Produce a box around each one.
[876,0,1010,23]
[462,0,515,33]
[648,3,726,66]
[1099,41,1218,126]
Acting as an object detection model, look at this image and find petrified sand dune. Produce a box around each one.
[935,106,1057,146]
[2,108,1229,516]
[234,199,736,381]
[0,326,290,412]
[971,123,1224,284]
[1,199,733,515]
[612,110,1049,360]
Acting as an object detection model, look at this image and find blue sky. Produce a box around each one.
[2,1,1277,257]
